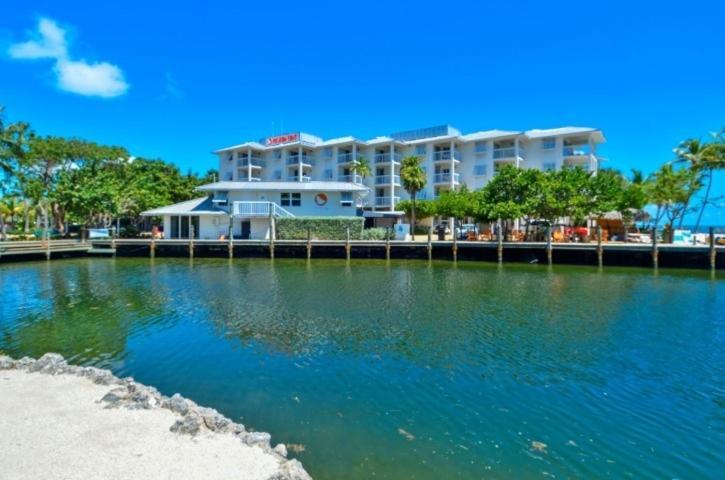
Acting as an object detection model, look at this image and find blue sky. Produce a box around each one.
[1,0,724,224]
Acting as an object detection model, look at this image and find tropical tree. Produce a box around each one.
[400,155,427,239]
[672,138,710,229]
[691,128,725,232]
[350,156,372,183]
[617,169,651,230]
[397,199,437,223]
[647,163,699,236]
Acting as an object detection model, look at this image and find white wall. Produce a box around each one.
[227,190,358,217]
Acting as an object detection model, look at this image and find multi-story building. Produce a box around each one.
[143,125,604,239]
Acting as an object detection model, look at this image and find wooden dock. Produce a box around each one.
[0,240,91,260]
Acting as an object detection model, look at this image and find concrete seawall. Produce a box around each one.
[0,353,311,480]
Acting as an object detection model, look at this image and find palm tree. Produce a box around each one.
[692,128,724,232]
[350,156,371,183]
[400,155,427,240]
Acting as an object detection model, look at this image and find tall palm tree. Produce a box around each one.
[350,156,371,183]
[400,155,427,240]
[692,128,725,232]
[672,138,708,229]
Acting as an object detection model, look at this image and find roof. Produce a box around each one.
[213,141,266,154]
[195,181,369,192]
[460,130,522,142]
[140,197,226,216]
[525,127,605,143]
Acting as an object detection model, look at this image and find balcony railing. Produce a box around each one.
[375,175,401,185]
[433,150,462,162]
[232,201,295,218]
[563,146,592,157]
[237,157,266,168]
[433,173,460,184]
[375,196,400,207]
[493,147,526,160]
[287,175,311,182]
[338,174,364,184]
[374,152,402,164]
[286,155,315,165]
[336,152,367,164]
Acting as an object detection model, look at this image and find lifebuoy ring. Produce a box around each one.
[314,193,328,206]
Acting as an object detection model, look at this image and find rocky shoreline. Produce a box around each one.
[0,353,311,480]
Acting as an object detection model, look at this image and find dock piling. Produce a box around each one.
[497,219,503,264]
[228,217,233,259]
[709,226,716,270]
[427,226,432,261]
[452,229,458,262]
[345,228,351,261]
[306,227,312,260]
[596,225,603,268]
[651,227,658,269]
[189,226,194,259]
[546,224,552,265]
[150,237,155,258]
[385,228,391,261]
[269,211,275,259]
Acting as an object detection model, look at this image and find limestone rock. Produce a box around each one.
[0,355,15,370]
[170,412,202,435]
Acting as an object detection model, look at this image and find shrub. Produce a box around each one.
[276,217,364,240]
[360,227,395,240]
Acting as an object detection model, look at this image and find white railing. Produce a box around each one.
[432,150,462,162]
[493,147,517,159]
[563,146,592,157]
[374,153,402,164]
[337,153,365,164]
[375,175,400,185]
[375,196,400,206]
[286,156,315,165]
[287,175,311,182]
[433,173,460,184]
[232,201,295,218]
[339,174,363,184]
[237,157,266,168]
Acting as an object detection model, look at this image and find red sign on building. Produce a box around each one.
[265,133,300,146]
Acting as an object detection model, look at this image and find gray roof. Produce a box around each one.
[140,196,226,216]
[195,181,369,192]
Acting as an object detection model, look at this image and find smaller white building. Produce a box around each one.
[142,181,368,240]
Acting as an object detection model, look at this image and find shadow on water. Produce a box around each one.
[0,257,723,479]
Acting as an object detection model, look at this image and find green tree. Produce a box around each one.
[691,128,725,232]
[400,155,427,239]
[672,138,709,229]
[350,156,371,182]
[647,163,699,232]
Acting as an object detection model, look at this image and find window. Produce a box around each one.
[474,164,487,176]
[170,216,179,238]
[542,162,556,172]
[340,191,353,206]
[324,147,333,157]
[415,145,426,156]
[324,168,333,180]
[281,192,301,207]
[474,141,487,154]
[542,137,556,149]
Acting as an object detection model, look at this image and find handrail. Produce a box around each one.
[375,175,401,185]
[232,201,295,218]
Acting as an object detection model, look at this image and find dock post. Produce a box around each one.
[546,224,553,265]
[110,227,116,258]
[596,225,603,268]
[306,227,311,260]
[651,227,658,269]
[709,226,716,271]
[269,213,275,259]
[452,229,458,262]
[189,225,194,259]
[45,228,51,261]
[228,216,233,259]
[385,227,391,261]
[345,228,351,261]
[427,226,432,261]
[497,219,503,264]
[150,237,156,259]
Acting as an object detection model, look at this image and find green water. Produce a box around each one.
[0,258,723,479]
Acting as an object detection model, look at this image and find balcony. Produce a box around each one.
[433,149,462,163]
[287,175,311,182]
[286,155,315,166]
[239,176,262,182]
[493,147,526,160]
[232,201,295,218]
[337,152,366,164]
[237,157,266,168]
[563,145,593,158]
[339,174,364,184]
[375,196,400,207]
[375,175,401,186]
[374,152,402,164]
[433,173,460,184]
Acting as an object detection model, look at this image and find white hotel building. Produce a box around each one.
[143,125,604,239]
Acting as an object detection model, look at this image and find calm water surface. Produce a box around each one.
[0,258,723,479]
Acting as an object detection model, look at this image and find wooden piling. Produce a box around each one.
[546,224,553,265]
[189,225,194,259]
[651,227,658,269]
[596,225,603,268]
[427,226,432,261]
[497,219,503,264]
[345,228,351,261]
[306,227,312,260]
[709,226,716,270]
[150,237,156,258]
[228,216,234,259]
[385,227,391,261]
[452,229,458,261]
[269,215,275,259]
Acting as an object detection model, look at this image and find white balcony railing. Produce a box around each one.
[375,196,400,206]
[563,146,592,157]
[287,175,311,182]
[375,175,400,185]
[238,176,262,182]
[237,157,266,168]
[493,147,517,159]
[433,173,460,184]
[232,201,295,218]
[286,156,315,166]
[339,174,363,184]
[336,153,366,164]
[433,150,462,162]
[374,152,402,164]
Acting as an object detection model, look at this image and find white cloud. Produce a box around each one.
[8,18,67,60]
[55,59,128,98]
[7,17,129,98]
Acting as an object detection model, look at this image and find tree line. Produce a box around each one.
[397,129,723,239]
[0,106,216,239]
